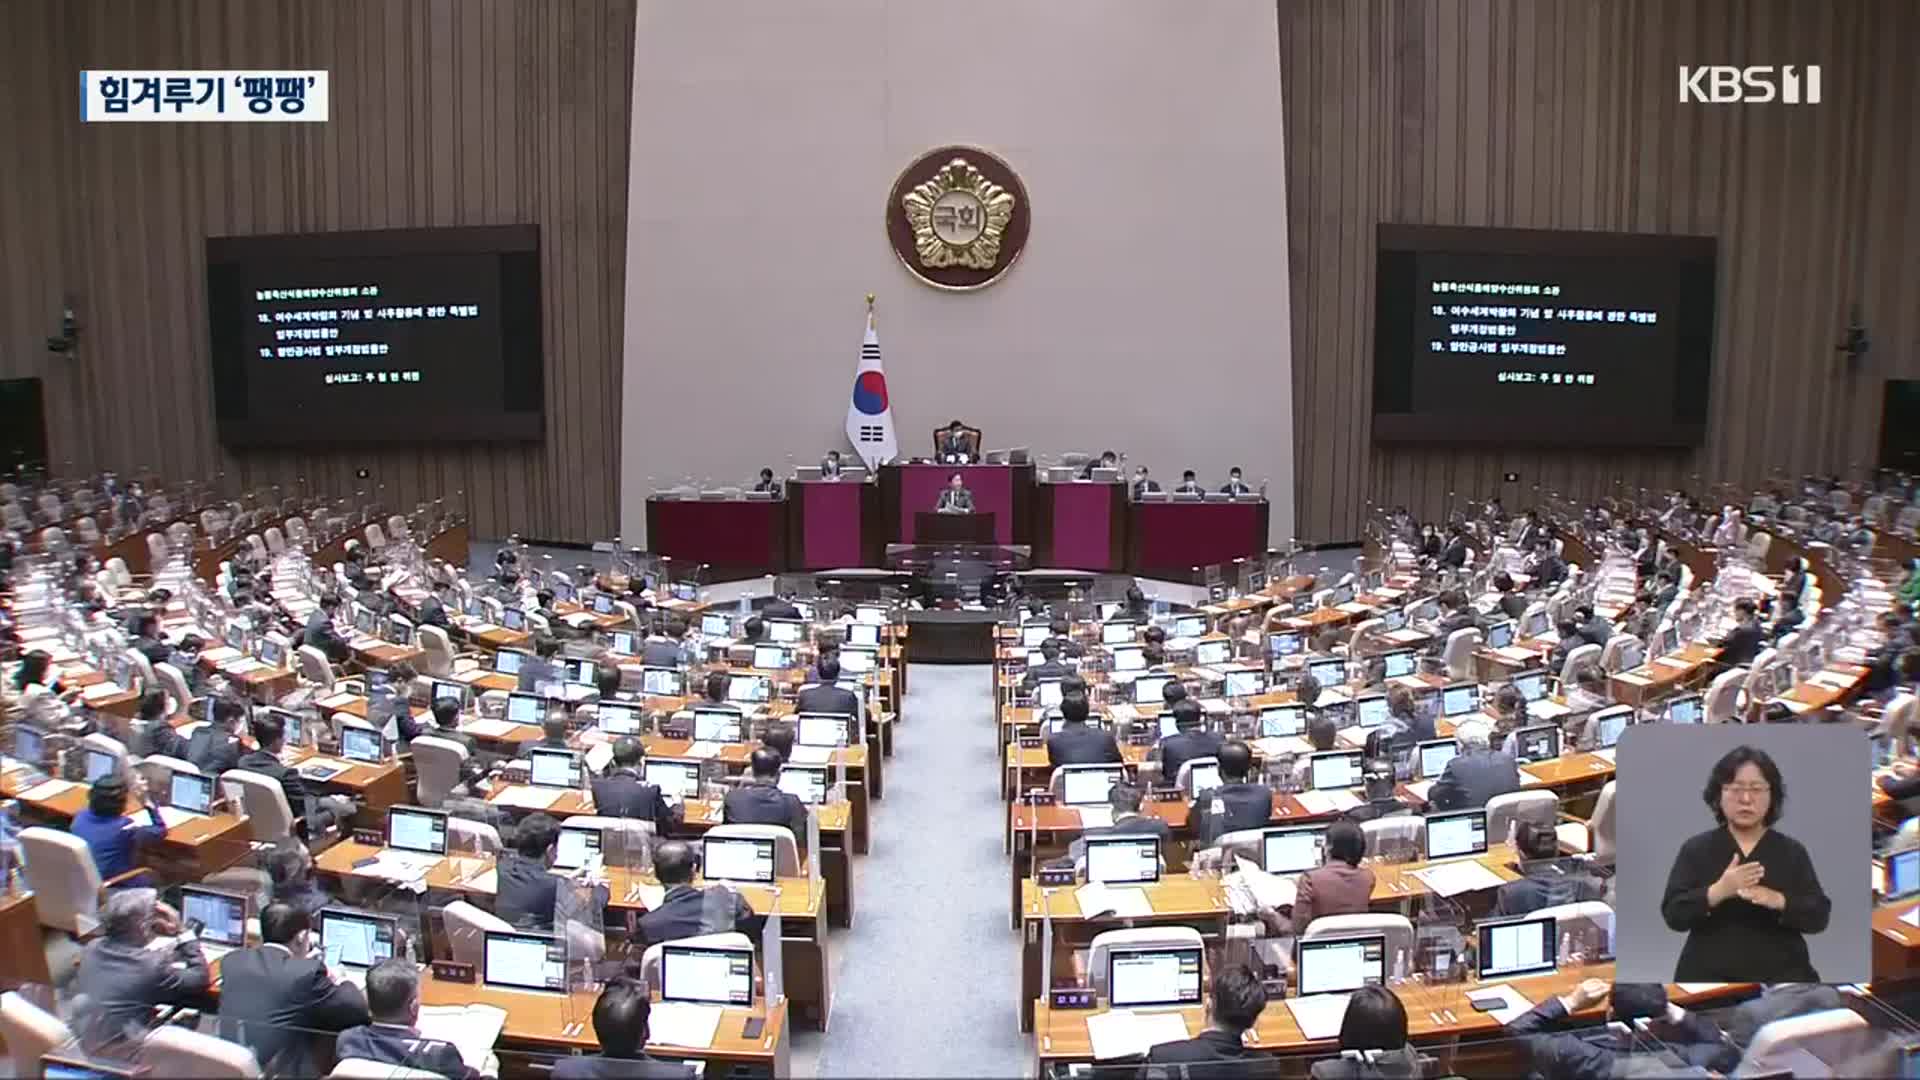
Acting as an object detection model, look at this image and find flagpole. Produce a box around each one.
[866,292,876,328]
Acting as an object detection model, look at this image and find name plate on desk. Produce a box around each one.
[1149,786,1185,803]
[1018,736,1042,749]
[352,829,384,847]
[430,960,475,984]
[1020,790,1056,806]
[1037,865,1077,887]
[1049,987,1096,1010]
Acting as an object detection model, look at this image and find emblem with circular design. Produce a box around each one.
[886,145,1030,291]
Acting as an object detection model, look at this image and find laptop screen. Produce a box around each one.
[506,692,544,726]
[170,771,214,814]
[1512,724,1561,764]
[752,645,787,671]
[644,759,702,802]
[1485,621,1514,649]
[596,703,643,735]
[1381,649,1416,679]
[1425,809,1489,860]
[1417,739,1460,779]
[428,679,467,707]
[1260,705,1305,737]
[495,648,529,675]
[838,648,876,674]
[1262,826,1325,875]
[1441,684,1477,718]
[1477,916,1558,980]
[846,622,881,647]
[1102,621,1136,645]
[727,674,769,702]
[551,826,602,871]
[1666,694,1702,725]
[1110,645,1145,672]
[1295,935,1386,996]
[661,944,755,1006]
[1889,848,1920,901]
[1021,623,1051,648]
[483,930,567,992]
[320,909,399,970]
[607,631,638,656]
[1085,836,1160,885]
[1061,766,1126,806]
[1309,751,1364,791]
[642,667,684,696]
[340,727,383,763]
[797,714,850,747]
[1307,658,1346,688]
[501,608,527,632]
[767,619,805,644]
[702,836,777,884]
[1194,639,1231,666]
[1512,670,1547,702]
[180,886,247,946]
[701,613,731,637]
[1354,694,1390,730]
[1171,615,1206,638]
[1589,707,1631,749]
[1107,946,1203,1008]
[387,807,448,854]
[693,710,742,743]
[1224,670,1265,698]
[85,749,116,782]
[1269,632,1303,658]
[1133,675,1173,705]
[778,765,829,805]
[529,748,581,789]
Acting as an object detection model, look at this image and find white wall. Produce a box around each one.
[619,0,1295,546]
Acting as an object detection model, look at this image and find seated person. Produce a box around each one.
[594,663,630,705]
[73,888,209,1053]
[590,737,679,832]
[1069,780,1172,863]
[819,449,845,479]
[133,689,189,759]
[1427,728,1520,811]
[721,748,810,852]
[336,958,482,1080]
[1131,466,1162,499]
[1021,640,1073,693]
[796,655,861,715]
[267,838,335,917]
[1158,698,1224,781]
[1289,714,1341,788]
[1434,589,1481,641]
[1080,449,1120,480]
[1048,618,1084,660]
[937,419,974,463]
[762,592,803,621]
[1220,467,1253,497]
[303,593,352,664]
[217,903,370,1076]
[1382,684,1435,749]
[72,773,166,888]
[1768,590,1805,642]
[935,472,974,514]
[697,670,742,713]
[1192,740,1274,845]
[640,618,690,669]
[1547,618,1588,676]
[752,467,779,494]
[238,710,359,835]
[1046,693,1121,769]
[129,612,172,669]
[1143,964,1277,1074]
[1715,599,1765,667]
[637,841,765,947]
[1573,604,1613,647]
[1489,684,1532,756]
[518,634,563,692]
[188,695,249,775]
[1174,470,1205,496]
[1289,819,1374,933]
[739,616,766,645]
[1505,980,1736,1079]
[1494,572,1529,620]
[760,722,795,764]
[1310,986,1426,1079]
[497,812,608,931]
[1495,820,1608,916]
[554,977,696,1079]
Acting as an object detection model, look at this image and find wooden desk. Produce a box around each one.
[0,770,251,880]
[455,621,533,654]
[1608,642,1720,707]
[352,639,428,671]
[0,892,53,985]
[1015,874,1230,1032]
[281,748,411,831]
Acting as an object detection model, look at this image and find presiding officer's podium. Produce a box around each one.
[915,511,995,544]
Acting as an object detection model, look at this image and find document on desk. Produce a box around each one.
[1252,736,1311,759]
[1401,780,1436,803]
[1412,860,1505,898]
[1465,983,1536,1025]
[455,668,493,684]
[491,785,563,810]
[562,611,600,628]
[582,742,615,775]
[201,646,242,664]
[1495,646,1539,663]
[1231,856,1297,911]
[1613,671,1650,685]
[317,692,362,711]
[1528,700,1570,720]
[646,1002,724,1050]
[1284,994,1354,1041]
[1591,748,1617,765]
[1811,671,1857,691]
[787,745,834,765]
[155,807,205,830]
[1075,882,1153,919]
[80,682,126,702]
[1075,806,1114,829]
[685,741,723,760]
[1655,656,1694,669]
[1293,789,1362,816]
[1085,1009,1191,1060]
[17,778,77,803]
[624,881,667,910]
[1902,907,1920,928]
[416,1003,507,1069]
[461,718,520,739]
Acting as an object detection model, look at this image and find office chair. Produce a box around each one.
[1558,643,1601,687]
[410,736,469,806]
[0,991,75,1078]
[1442,628,1483,679]
[1486,790,1558,848]
[1086,927,1204,997]
[1598,634,1642,673]
[141,1023,263,1079]
[1702,668,1747,723]
[446,817,502,858]
[1360,815,1425,861]
[296,645,336,693]
[1739,1008,1871,1077]
[18,828,148,936]
[639,932,755,994]
[221,771,297,845]
[929,424,982,461]
[1556,779,1616,862]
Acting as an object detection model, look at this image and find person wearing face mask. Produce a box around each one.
[216,903,371,1075]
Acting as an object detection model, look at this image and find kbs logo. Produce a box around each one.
[1679,65,1821,103]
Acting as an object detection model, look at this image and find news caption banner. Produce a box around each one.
[1425,280,1661,389]
[81,70,328,122]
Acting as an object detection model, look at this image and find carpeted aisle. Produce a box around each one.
[806,662,1028,1077]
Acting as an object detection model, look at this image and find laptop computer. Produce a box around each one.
[1308,750,1365,791]
[1423,808,1489,863]
[528,747,581,789]
[320,908,400,975]
[644,759,702,804]
[1262,825,1326,876]
[1294,934,1386,997]
[778,765,830,805]
[702,835,777,884]
[483,929,567,993]
[1107,944,1204,1009]
[641,667,685,697]
[180,885,248,963]
[1060,765,1127,806]
[551,825,603,872]
[1475,914,1558,983]
[693,709,743,743]
[1259,704,1306,737]
[1511,724,1561,764]
[660,942,756,1006]
[387,806,449,856]
[1084,835,1161,885]
[1415,739,1460,779]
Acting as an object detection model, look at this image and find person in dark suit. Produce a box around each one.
[496,811,567,930]
[1493,573,1530,621]
[819,450,845,480]
[1289,819,1375,932]
[1158,698,1224,782]
[1715,599,1765,668]
[1045,693,1121,769]
[795,655,860,715]
[266,840,335,918]
[938,419,974,464]
[636,841,765,947]
[722,749,810,851]
[1495,821,1608,917]
[1780,557,1810,605]
[1220,467,1253,496]
[518,634,563,692]
[1504,980,1736,1080]
[1174,470,1205,496]
[1439,525,1470,569]
[697,670,742,713]
[590,738,679,833]
[1768,590,1805,642]
[1069,780,1172,863]
[238,709,359,834]
[1049,618,1086,660]
[187,695,248,776]
[217,903,370,1075]
[1143,964,1278,1075]
[73,888,210,1052]
[411,589,450,631]
[1527,538,1569,589]
[762,593,803,621]
[1434,590,1481,640]
[553,978,696,1079]
[760,722,795,765]
[1131,466,1162,500]
[1192,740,1275,845]
[752,467,779,494]
[1516,510,1547,552]
[133,689,189,760]
[1427,730,1521,811]
[1309,986,1426,1080]
[640,618,690,669]
[1021,640,1073,694]
[934,473,974,513]
[129,612,172,669]
[1383,685,1436,750]
[1574,605,1613,648]
[1079,450,1120,480]
[336,959,482,1080]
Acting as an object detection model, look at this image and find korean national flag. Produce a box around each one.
[845,311,898,470]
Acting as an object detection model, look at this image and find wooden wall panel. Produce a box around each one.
[0,0,634,543]
[1279,0,1920,542]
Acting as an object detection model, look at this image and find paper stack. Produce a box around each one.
[647,1002,725,1049]
[1412,860,1504,898]
[416,1003,507,1069]
[492,786,564,810]
[1284,994,1353,1040]
[1075,882,1153,919]
[1085,1009,1190,1060]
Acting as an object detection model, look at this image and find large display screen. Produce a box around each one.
[1373,225,1715,446]
[206,225,543,445]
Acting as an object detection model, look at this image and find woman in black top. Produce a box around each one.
[1660,745,1829,982]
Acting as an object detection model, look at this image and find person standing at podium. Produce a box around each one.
[938,419,975,464]
[935,472,975,514]
[821,449,844,479]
